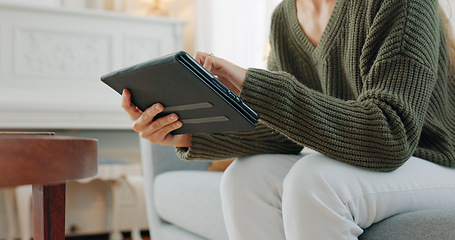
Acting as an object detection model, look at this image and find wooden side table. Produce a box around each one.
[0,133,97,240]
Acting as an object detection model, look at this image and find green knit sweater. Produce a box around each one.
[178,0,455,171]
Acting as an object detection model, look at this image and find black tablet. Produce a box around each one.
[101,51,259,134]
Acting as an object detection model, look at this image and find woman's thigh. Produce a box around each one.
[220,153,302,240]
[283,153,455,229]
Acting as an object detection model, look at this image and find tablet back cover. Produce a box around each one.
[101,52,258,134]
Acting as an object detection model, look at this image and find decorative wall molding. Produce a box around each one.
[0,2,184,129]
[124,36,161,67]
[15,27,111,78]
[0,25,3,77]
[0,23,4,76]
[0,106,131,129]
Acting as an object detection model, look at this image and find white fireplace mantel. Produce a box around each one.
[0,1,185,129]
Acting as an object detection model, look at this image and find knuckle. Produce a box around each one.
[132,122,139,132]
[152,120,161,129]
[146,107,158,118]
[132,122,140,132]
[140,132,155,143]
[148,135,159,143]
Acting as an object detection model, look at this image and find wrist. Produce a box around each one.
[175,134,191,148]
[236,67,247,91]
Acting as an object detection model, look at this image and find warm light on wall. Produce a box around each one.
[119,0,175,17]
[58,0,174,17]
[146,0,169,16]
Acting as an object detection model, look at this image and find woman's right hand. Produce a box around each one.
[121,89,191,147]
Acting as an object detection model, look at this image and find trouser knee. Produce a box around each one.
[220,156,260,199]
[221,154,299,203]
[283,153,353,207]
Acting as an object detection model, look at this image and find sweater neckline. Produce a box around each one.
[285,0,346,62]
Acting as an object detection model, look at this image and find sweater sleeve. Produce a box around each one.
[176,122,303,161]
[242,59,435,171]
[239,0,442,171]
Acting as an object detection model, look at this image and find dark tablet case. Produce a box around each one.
[101,51,258,134]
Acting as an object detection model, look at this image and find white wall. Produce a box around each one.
[165,0,197,56]
[194,0,281,69]
[441,0,455,23]
[440,0,455,44]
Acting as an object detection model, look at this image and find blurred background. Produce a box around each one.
[0,0,453,239]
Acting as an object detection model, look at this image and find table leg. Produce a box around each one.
[16,185,33,240]
[125,176,145,240]
[4,188,16,240]
[107,181,123,240]
[32,183,66,240]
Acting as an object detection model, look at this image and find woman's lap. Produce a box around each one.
[282,153,455,239]
[221,151,455,239]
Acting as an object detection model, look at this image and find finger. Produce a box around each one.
[143,120,183,144]
[201,57,238,90]
[132,103,165,132]
[202,55,229,76]
[194,51,210,65]
[202,55,214,72]
[149,113,179,134]
[122,89,142,121]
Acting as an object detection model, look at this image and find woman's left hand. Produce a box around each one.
[194,52,247,96]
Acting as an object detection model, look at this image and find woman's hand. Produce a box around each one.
[121,89,191,147]
[195,52,247,96]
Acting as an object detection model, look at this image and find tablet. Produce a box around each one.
[101,51,259,134]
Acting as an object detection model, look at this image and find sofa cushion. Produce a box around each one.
[154,170,229,240]
[360,208,455,240]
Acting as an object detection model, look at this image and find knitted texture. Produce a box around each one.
[178,0,455,171]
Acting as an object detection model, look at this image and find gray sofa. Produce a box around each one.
[140,139,455,240]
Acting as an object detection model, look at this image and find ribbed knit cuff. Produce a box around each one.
[175,134,218,161]
[242,69,270,113]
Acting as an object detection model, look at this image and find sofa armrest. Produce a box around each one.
[139,137,212,239]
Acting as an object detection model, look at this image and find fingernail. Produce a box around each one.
[155,104,162,111]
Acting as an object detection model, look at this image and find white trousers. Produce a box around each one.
[220,152,455,240]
